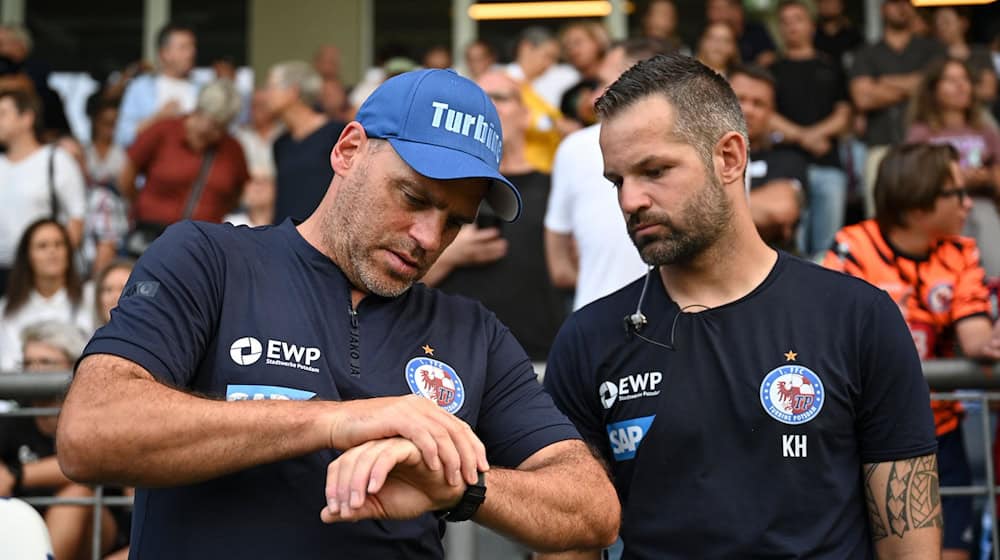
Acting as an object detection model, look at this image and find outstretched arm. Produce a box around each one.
[863,454,942,559]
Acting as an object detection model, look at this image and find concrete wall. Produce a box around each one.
[249,0,368,86]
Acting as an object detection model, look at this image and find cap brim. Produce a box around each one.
[387,138,522,222]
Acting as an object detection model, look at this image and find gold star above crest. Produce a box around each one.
[784,350,797,361]
[422,344,435,356]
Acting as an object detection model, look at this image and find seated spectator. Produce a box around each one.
[225,170,275,228]
[0,220,92,372]
[84,101,126,189]
[93,259,134,327]
[462,39,499,81]
[235,89,282,178]
[813,0,862,69]
[697,22,741,76]
[422,71,566,360]
[507,26,580,110]
[932,6,997,109]
[706,0,776,66]
[0,320,127,559]
[120,80,248,256]
[906,57,1000,277]
[640,0,688,54]
[264,61,344,223]
[560,20,609,82]
[312,44,341,82]
[730,65,804,248]
[114,23,198,147]
[823,143,1000,559]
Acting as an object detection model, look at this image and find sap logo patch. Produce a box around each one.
[226,384,317,401]
[606,415,655,461]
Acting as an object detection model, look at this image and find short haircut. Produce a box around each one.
[21,320,88,364]
[269,60,322,107]
[874,142,959,230]
[595,53,747,167]
[0,89,43,140]
[156,22,195,51]
[728,64,777,91]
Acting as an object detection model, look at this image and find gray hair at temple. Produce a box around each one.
[269,60,323,106]
[197,79,242,125]
[21,320,88,363]
[595,53,747,169]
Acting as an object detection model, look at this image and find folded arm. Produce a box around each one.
[864,454,942,558]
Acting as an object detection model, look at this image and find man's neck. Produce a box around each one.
[884,28,912,51]
[785,43,815,60]
[941,110,966,129]
[5,134,42,162]
[658,203,778,311]
[283,104,327,140]
[886,225,933,258]
[34,276,63,299]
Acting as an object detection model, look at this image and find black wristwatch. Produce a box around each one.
[436,471,486,522]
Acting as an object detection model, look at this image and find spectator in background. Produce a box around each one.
[813,0,863,69]
[84,101,126,189]
[463,39,499,81]
[114,23,197,147]
[730,65,804,248]
[0,320,129,559]
[932,7,998,111]
[907,58,1000,278]
[641,0,687,54]
[421,71,566,361]
[58,136,126,279]
[850,0,945,217]
[0,90,85,296]
[422,45,452,69]
[0,220,92,373]
[770,0,850,257]
[706,0,776,66]
[319,78,352,122]
[560,21,609,82]
[93,259,134,327]
[265,61,345,223]
[544,38,669,311]
[508,26,580,110]
[313,44,341,82]
[225,172,275,229]
[119,80,247,256]
[696,21,741,76]
[824,143,1000,560]
[0,25,70,139]
[235,89,282,178]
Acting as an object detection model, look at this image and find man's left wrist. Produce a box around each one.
[435,471,486,522]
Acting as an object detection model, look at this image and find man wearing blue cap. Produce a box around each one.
[55,69,619,559]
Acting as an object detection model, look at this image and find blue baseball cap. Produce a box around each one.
[355,69,522,222]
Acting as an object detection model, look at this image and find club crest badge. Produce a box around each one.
[759,364,825,425]
[405,357,465,414]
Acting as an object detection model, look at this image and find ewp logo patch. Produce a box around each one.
[606,415,655,461]
[230,337,262,366]
[760,365,825,425]
[405,357,465,414]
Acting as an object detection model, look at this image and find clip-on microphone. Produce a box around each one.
[623,267,709,351]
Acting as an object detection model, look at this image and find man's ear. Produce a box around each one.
[715,131,748,188]
[331,122,369,176]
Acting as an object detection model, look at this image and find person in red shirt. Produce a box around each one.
[119,80,248,234]
[823,142,1000,559]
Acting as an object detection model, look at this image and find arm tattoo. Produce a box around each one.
[865,455,943,542]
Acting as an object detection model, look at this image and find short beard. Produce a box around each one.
[628,172,733,266]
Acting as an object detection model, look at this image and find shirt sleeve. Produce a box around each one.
[114,78,148,148]
[951,240,991,322]
[474,315,580,468]
[79,221,224,388]
[53,147,86,220]
[543,316,610,463]
[856,290,938,464]
[848,47,875,80]
[543,135,577,234]
[126,118,168,173]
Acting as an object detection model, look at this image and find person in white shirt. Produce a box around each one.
[0,219,93,373]
[0,90,86,295]
[114,23,197,147]
[544,39,669,310]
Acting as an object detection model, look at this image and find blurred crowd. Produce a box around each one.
[1,0,1000,557]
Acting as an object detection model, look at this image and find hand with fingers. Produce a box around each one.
[321,437,468,522]
[327,394,488,489]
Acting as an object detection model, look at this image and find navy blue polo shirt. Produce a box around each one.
[544,252,937,559]
[82,219,579,559]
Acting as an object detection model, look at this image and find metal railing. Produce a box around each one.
[2,360,1000,559]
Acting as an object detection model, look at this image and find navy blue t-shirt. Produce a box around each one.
[82,219,579,559]
[544,252,937,559]
[272,120,345,223]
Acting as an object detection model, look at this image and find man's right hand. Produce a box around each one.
[324,394,488,487]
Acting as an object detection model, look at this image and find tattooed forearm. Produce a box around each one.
[863,455,943,544]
